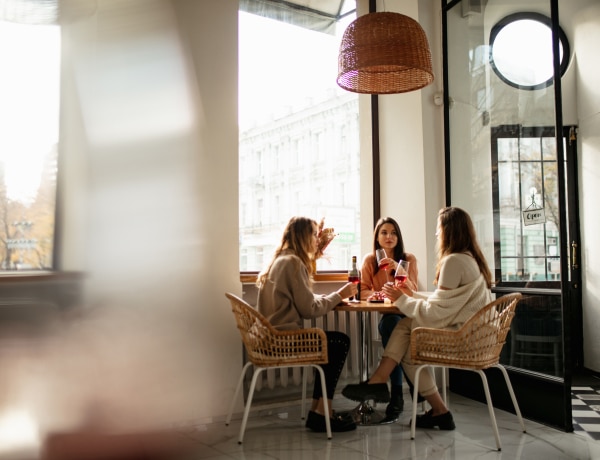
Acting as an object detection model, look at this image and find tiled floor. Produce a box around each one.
[172,390,600,460]
[572,385,600,441]
[3,388,600,459]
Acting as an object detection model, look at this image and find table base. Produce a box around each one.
[350,402,394,425]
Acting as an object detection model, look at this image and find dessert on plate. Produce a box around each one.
[367,291,386,303]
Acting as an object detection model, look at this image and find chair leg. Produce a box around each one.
[410,365,426,440]
[495,365,526,433]
[313,365,332,439]
[238,366,263,444]
[301,366,308,420]
[476,369,502,451]
[226,361,252,426]
[441,366,448,407]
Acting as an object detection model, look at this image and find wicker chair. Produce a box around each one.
[224,293,331,443]
[409,292,526,451]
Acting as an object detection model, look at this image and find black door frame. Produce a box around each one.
[442,0,579,431]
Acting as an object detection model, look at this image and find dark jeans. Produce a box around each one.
[312,331,350,401]
[379,313,405,387]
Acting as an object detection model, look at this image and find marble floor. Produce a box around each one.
[3,389,600,459]
[171,390,600,460]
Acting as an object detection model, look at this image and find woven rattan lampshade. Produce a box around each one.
[337,12,434,94]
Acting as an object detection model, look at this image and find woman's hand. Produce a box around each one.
[337,282,358,300]
[379,257,395,272]
[381,282,413,302]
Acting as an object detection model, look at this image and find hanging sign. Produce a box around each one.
[523,208,546,226]
[522,187,546,226]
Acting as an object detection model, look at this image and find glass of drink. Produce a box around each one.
[394,260,410,287]
[376,249,389,270]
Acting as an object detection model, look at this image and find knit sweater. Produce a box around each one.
[394,254,493,329]
[257,250,342,330]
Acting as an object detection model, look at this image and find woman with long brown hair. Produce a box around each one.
[360,217,419,422]
[342,207,493,431]
[257,216,357,433]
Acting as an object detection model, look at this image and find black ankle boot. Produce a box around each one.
[385,385,404,418]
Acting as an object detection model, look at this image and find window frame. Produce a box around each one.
[489,12,571,91]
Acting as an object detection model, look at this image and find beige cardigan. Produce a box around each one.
[257,251,342,330]
[395,274,492,330]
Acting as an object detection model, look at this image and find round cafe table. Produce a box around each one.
[335,300,401,425]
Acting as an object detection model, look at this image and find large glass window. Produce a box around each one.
[0,21,59,271]
[238,2,360,272]
[491,126,562,283]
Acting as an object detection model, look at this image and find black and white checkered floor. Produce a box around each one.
[572,385,600,440]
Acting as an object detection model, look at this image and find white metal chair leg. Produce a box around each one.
[237,366,263,444]
[301,366,308,419]
[476,369,502,451]
[314,365,332,439]
[496,365,526,432]
[226,361,252,426]
[441,366,447,406]
[410,365,425,440]
[227,363,331,443]
[411,364,523,452]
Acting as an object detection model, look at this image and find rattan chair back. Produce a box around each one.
[410,292,522,369]
[226,292,328,368]
[408,292,526,451]
[224,293,332,442]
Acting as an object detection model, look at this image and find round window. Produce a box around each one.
[489,12,570,90]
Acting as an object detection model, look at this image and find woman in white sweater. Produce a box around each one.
[257,216,357,433]
[342,207,493,430]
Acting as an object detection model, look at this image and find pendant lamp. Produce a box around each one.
[337,12,434,94]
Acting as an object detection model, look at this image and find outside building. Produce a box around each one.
[239,91,360,272]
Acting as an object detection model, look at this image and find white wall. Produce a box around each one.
[572,1,600,372]
[370,0,446,290]
[51,0,242,431]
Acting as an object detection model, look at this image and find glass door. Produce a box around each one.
[442,0,580,431]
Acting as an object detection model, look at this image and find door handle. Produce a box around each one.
[571,241,578,269]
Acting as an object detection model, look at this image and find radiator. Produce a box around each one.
[244,309,384,403]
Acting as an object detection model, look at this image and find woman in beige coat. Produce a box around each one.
[257,216,357,433]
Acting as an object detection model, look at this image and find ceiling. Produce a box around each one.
[239,0,356,35]
[0,0,353,26]
[0,0,97,24]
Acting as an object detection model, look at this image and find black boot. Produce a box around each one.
[380,385,404,423]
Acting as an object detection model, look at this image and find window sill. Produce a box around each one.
[0,271,85,284]
[240,271,348,284]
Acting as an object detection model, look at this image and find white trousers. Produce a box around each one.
[382,316,438,397]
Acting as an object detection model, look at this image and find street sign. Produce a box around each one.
[7,239,37,250]
[336,232,355,243]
